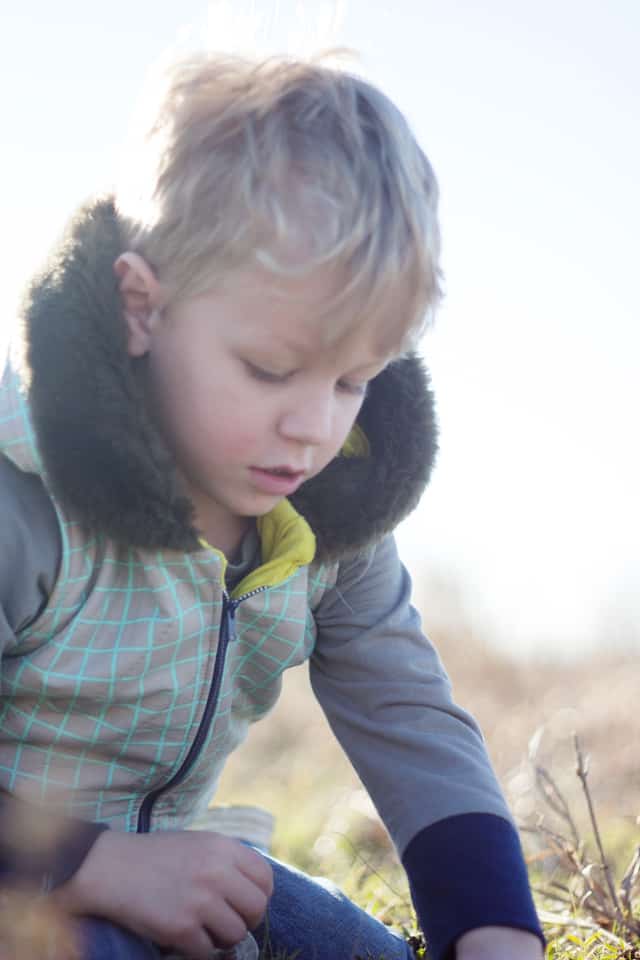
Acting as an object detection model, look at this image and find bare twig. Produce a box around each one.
[534,765,581,850]
[573,733,623,920]
[526,732,640,944]
[531,885,574,906]
[620,845,640,914]
[536,909,636,948]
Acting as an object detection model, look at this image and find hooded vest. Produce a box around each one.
[0,199,437,834]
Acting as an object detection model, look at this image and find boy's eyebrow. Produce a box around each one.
[256,337,391,374]
[271,329,393,362]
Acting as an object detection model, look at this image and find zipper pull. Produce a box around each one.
[223,595,238,643]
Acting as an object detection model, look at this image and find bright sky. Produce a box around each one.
[1,1,638,657]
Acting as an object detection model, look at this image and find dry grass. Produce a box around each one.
[216,586,640,958]
[525,736,640,956]
[217,609,639,841]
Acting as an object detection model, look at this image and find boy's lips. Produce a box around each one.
[249,466,307,496]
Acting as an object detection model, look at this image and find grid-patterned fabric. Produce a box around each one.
[0,361,338,832]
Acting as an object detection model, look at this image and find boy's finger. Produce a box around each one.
[216,873,269,930]
[211,933,260,959]
[201,900,248,950]
[235,848,273,896]
[177,925,229,960]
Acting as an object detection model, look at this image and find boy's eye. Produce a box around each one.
[337,379,368,397]
[245,361,291,383]
[244,360,368,397]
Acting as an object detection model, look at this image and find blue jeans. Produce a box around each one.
[79,853,414,959]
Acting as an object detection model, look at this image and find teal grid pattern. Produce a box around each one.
[1,361,339,832]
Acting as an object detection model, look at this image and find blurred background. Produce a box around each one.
[1,0,638,870]
[2,0,638,659]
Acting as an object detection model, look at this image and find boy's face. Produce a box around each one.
[124,262,393,554]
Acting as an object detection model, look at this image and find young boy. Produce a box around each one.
[0,54,543,960]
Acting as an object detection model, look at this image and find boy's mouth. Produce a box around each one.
[261,466,302,476]
[249,465,307,496]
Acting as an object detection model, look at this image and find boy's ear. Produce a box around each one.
[114,252,165,357]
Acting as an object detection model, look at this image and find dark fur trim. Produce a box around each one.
[292,355,437,561]
[23,198,200,551]
[20,199,437,562]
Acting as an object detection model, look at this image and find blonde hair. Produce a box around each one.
[117,53,442,349]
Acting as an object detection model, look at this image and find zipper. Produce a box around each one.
[136,586,267,833]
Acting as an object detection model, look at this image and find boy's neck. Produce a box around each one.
[199,514,253,560]
[169,462,255,558]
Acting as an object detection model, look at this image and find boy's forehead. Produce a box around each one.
[221,262,411,359]
[230,259,344,305]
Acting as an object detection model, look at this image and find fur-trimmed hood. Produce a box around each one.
[16,198,437,563]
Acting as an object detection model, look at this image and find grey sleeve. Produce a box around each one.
[0,456,110,887]
[0,454,61,647]
[309,534,512,856]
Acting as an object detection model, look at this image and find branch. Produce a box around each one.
[573,734,623,920]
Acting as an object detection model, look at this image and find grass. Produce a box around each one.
[524,737,640,960]
[214,611,639,960]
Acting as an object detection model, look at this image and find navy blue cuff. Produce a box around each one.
[402,813,544,960]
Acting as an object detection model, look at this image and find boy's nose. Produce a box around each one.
[277,391,334,447]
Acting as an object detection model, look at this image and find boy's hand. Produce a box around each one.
[456,926,544,959]
[51,829,273,960]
